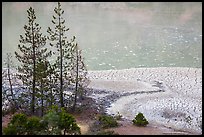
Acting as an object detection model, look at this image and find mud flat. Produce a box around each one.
[87,67,202,134]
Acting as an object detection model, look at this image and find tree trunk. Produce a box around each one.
[72,48,79,112]
[59,15,64,108]
[32,23,36,114]
[41,79,44,116]
[7,57,17,110]
[49,74,53,107]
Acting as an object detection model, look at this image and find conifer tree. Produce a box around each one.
[2,53,18,113]
[35,59,49,116]
[70,43,90,111]
[46,62,58,108]
[47,2,75,108]
[15,7,51,114]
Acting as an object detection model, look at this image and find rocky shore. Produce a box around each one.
[86,67,202,134]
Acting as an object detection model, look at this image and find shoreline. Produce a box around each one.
[87,67,202,134]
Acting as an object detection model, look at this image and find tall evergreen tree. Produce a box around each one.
[35,59,58,114]
[70,43,90,111]
[35,59,49,116]
[15,7,51,114]
[47,2,75,108]
[45,61,58,108]
[2,53,18,113]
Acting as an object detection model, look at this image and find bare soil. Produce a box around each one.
[2,114,13,128]
[70,97,195,135]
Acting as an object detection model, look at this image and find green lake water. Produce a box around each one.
[2,2,202,70]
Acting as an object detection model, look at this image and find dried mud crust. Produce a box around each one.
[87,67,202,134]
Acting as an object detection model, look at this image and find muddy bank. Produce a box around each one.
[86,67,202,134]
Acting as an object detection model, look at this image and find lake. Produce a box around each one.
[2,2,202,70]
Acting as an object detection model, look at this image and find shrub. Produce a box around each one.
[98,115,118,128]
[132,112,149,127]
[3,124,17,135]
[114,111,123,120]
[3,113,28,135]
[25,116,45,135]
[42,106,81,135]
[10,113,27,125]
[3,113,45,135]
[43,107,60,128]
[3,106,81,135]
[59,108,81,135]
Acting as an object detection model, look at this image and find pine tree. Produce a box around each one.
[2,53,18,113]
[46,62,58,108]
[15,7,51,114]
[35,59,49,116]
[47,2,75,108]
[70,43,90,111]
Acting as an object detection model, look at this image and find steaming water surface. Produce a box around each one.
[2,2,202,70]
